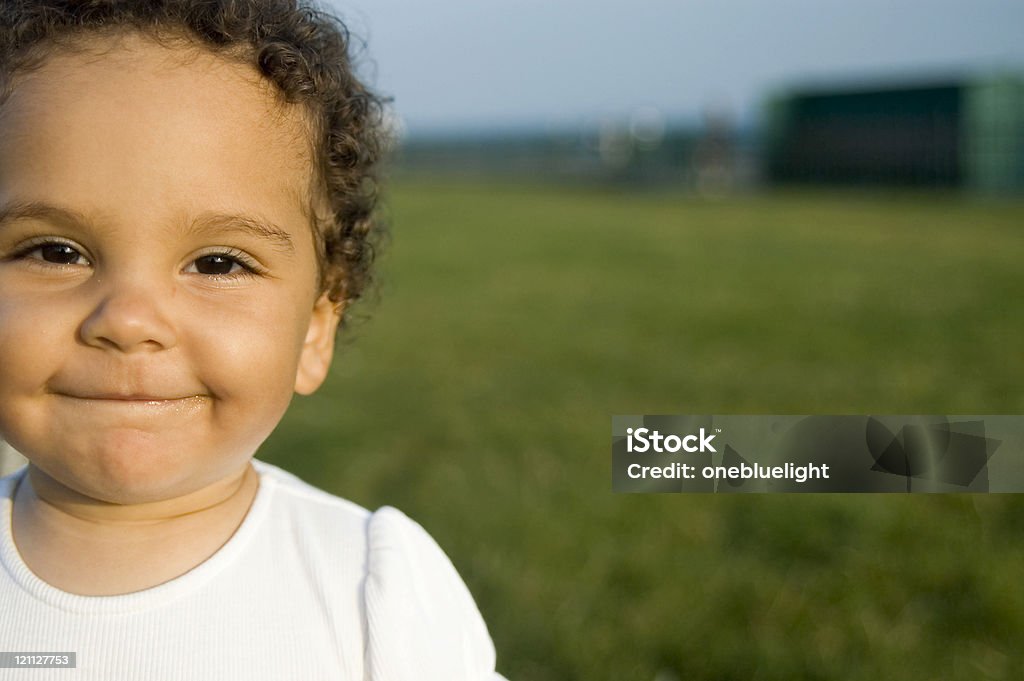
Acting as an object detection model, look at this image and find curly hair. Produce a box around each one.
[0,0,388,316]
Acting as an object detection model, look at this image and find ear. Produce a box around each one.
[294,293,343,395]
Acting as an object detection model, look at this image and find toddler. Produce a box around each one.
[0,1,506,679]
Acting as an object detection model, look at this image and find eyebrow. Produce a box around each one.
[184,212,296,255]
[0,200,295,255]
[0,200,86,231]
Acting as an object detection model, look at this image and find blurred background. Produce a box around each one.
[284,1,1022,679]
[7,1,1024,679]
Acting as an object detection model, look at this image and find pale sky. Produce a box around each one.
[326,0,1024,135]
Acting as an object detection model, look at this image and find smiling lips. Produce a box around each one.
[67,393,205,402]
[55,391,209,412]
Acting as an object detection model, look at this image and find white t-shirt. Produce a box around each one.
[0,459,507,680]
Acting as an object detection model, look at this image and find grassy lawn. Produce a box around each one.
[260,180,1024,680]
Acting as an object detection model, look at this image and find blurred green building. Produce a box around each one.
[764,74,1024,193]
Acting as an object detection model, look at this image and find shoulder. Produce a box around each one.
[364,506,506,681]
[252,458,370,518]
[250,460,506,680]
[250,458,371,544]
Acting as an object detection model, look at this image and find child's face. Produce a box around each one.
[0,35,340,503]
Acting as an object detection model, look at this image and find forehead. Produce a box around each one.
[0,33,317,241]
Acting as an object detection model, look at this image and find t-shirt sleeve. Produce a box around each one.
[363,506,509,681]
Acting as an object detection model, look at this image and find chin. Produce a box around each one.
[38,434,216,505]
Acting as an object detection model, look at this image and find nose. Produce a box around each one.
[79,277,178,353]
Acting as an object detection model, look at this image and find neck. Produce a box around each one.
[11,462,261,595]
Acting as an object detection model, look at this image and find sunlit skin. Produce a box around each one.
[0,34,342,594]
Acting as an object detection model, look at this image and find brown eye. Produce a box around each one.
[194,254,238,275]
[186,250,260,279]
[40,244,82,264]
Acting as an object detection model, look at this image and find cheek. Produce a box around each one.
[184,295,309,403]
[0,291,66,448]
[0,290,64,390]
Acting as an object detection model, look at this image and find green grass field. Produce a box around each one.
[260,180,1024,681]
